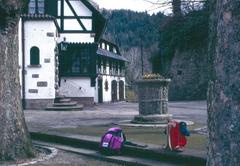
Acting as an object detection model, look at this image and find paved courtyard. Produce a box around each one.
[25,101,207,132]
[23,101,207,166]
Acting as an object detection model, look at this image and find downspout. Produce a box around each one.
[21,18,26,109]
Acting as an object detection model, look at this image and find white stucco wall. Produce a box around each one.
[63,0,92,17]
[102,75,111,102]
[70,0,92,16]
[58,0,92,17]
[95,75,126,103]
[56,0,93,41]
[59,33,94,43]
[59,77,95,98]
[22,20,57,99]
[95,62,126,103]
[63,19,92,31]
[102,76,125,102]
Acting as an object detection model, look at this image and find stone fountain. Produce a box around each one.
[133,74,172,124]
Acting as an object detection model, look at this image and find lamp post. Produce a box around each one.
[60,40,68,51]
[140,34,144,76]
[60,37,68,51]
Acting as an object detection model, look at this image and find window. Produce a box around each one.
[30,47,40,65]
[113,47,117,54]
[103,58,107,73]
[80,49,90,74]
[38,0,45,14]
[70,51,90,74]
[115,61,119,75]
[109,60,112,70]
[112,60,117,75]
[119,62,125,76]
[29,0,36,14]
[71,54,80,73]
[28,0,45,14]
[97,57,101,73]
[60,46,92,76]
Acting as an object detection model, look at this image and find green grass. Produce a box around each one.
[51,124,207,151]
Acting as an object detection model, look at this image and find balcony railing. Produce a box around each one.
[97,67,125,77]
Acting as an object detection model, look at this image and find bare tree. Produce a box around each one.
[143,0,206,14]
[207,0,240,165]
[0,0,35,161]
[172,0,182,16]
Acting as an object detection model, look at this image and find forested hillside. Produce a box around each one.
[101,9,165,83]
[102,9,165,50]
[100,7,209,101]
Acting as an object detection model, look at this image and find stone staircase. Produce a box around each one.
[45,96,84,111]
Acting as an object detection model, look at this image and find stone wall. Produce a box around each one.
[71,97,94,107]
[25,99,54,110]
[168,48,208,101]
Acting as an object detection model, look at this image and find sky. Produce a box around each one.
[91,0,170,15]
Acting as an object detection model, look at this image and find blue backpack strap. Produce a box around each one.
[179,122,190,136]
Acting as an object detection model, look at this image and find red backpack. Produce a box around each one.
[167,121,190,151]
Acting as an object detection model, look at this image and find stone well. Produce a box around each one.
[133,78,172,124]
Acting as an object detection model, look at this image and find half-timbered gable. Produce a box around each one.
[27,0,106,42]
[19,0,127,109]
[56,0,106,42]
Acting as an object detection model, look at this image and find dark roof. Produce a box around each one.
[63,42,98,48]
[65,42,95,45]
[100,38,121,55]
[21,14,55,20]
[81,0,102,16]
[100,39,118,47]
[97,48,129,62]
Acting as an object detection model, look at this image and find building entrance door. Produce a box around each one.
[119,81,124,101]
[111,80,117,102]
[98,78,103,103]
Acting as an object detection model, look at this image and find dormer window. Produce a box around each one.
[109,46,113,52]
[29,0,45,14]
[113,47,117,54]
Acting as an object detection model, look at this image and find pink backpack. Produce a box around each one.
[99,127,126,154]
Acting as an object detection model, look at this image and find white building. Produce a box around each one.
[19,0,128,109]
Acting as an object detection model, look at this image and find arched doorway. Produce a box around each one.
[119,80,124,101]
[111,80,117,102]
[98,77,103,103]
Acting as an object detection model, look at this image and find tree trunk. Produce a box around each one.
[0,0,35,161]
[172,0,182,17]
[207,0,240,165]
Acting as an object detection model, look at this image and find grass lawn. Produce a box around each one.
[51,124,207,151]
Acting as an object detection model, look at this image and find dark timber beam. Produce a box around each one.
[65,0,87,31]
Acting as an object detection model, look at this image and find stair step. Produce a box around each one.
[55,95,66,99]
[45,105,84,111]
[59,98,72,103]
[53,102,78,107]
